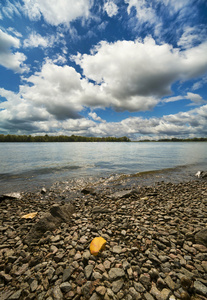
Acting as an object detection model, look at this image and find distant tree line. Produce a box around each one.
[158,137,207,142]
[138,137,207,142]
[0,134,131,143]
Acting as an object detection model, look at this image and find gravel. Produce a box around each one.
[0,178,207,299]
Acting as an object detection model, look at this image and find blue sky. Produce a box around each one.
[0,0,207,140]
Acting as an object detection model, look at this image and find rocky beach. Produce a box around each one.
[0,177,207,300]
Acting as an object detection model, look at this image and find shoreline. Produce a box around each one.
[0,178,207,299]
[0,163,202,195]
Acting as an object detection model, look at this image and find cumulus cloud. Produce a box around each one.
[86,104,207,139]
[1,81,207,138]
[22,0,93,26]
[20,62,85,120]
[104,1,119,17]
[0,29,28,73]
[73,37,207,111]
[88,112,105,122]
[0,87,51,133]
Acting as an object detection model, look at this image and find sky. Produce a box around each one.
[0,0,207,140]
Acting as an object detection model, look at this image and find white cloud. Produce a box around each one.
[125,0,157,25]
[7,27,22,38]
[73,37,207,112]
[88,112,105,122]
[192,75,207,90]
[0,29,28,73]
[185,92,207,106]
[0,87,51,133]
[124,0,196,39]
[161,0,191,14]
[23,32,55,48]
[1,82,207,138]
[53,54,67,64]
[178,26,207,49]
[1,0,21,19]
[104,1,118,17]
[20,61,84,120]
[164,92,206,106]
[22,0,93,26]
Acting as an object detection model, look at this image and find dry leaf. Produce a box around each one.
[21,212,38,219]
[90,236,106,256]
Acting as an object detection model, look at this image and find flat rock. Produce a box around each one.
[85,265,94,279]
[8,290,22,300]
[194,280,207,296]
[2,192,21,200]
[108,190,133,199]
[92,207,112,214]
[60,282,72,293]
[112,279,124,293]
[108,268,125,281]
[195,228,207,247]
[62,266,74,282]
[24,204,75,243]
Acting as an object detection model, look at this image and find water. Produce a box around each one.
[0,142,206,193]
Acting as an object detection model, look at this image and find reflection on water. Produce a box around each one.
[0,142,206,193]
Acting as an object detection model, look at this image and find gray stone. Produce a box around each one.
[150,284,162,300]
[165,275,175,290]
[24,204,75,243]
[92,207,112,214]
[8,290,22,300]
[96,286,106,296]
[89,293,101,300]
[108,268,125,281]
[129,287,142,299]
[195,228,207,247]
[140,274,151,287]
[112,246,122,254]
[45,267,55,280]
[3,193,21,200]
[109,190,133,199]
[82,281,93,298]
[134,282,146,293]
[85,265,94,279]
[60,282,72,293]
[0,271,12,282]
[194,280,207,296]
[160,289,171,300]
[144,292,155,300]
[112,279,124,293]
[52,286,63,300]
[30,279,38,292]
[62,266,74,282]
[83,250,91,261]
[93,271,102,280]
[37,292,47,300]
[51,235,61,242]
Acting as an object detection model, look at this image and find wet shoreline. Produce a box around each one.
[0,163,203,195]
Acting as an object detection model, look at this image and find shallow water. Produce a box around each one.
[0,142,206,193]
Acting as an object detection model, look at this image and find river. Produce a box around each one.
[0,142,206,193]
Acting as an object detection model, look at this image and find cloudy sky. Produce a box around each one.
[0,0,207,140]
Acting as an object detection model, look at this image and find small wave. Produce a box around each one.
[0,165,83,180]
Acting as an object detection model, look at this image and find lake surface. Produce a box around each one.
[0,142,206,193]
